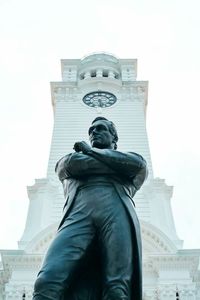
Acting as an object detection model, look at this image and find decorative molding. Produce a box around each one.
[0,268,11,285]
[1,251,43,269]
[151,254,200,275]
[5,284,34,299]
[141,221,177,255]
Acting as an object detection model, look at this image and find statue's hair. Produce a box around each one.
[91,117,118,150]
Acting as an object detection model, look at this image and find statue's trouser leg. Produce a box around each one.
[32,197,96,300]
[94,189,133,300]
[68,185,134,300]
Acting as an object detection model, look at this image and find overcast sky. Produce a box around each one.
[0,0,200,250]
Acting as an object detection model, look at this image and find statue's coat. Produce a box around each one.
[56,148,148,300]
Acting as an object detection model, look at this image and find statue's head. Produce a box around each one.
[88,117,118,150]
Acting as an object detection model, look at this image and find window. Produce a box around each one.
[91,70,96,77]
[103,70,108,77]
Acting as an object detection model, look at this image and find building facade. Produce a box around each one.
[0,53,200,299]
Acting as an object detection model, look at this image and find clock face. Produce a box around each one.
[83,91,117,108]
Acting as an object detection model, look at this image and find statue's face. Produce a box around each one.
[88,120,114,149]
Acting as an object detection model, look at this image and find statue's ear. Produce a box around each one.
[112,141,117,150]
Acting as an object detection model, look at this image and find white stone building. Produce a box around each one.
[0,53,199,299]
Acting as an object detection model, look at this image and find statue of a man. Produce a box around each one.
[33,117,148,300]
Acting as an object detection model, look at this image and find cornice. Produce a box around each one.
[1,253,43,269]
[143,178,173,198]
[27,178,60,195]
[150,254,200,275]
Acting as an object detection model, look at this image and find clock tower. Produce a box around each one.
[1,53,199,300]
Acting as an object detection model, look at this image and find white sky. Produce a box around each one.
[0,0,200,250]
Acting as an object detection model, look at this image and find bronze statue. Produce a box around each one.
[33,117,148,300]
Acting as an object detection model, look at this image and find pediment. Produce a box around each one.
[24,220,177,256]
[24,223,58,254]
[141,221,177,255]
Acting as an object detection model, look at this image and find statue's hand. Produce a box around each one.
[73,141,92,154]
